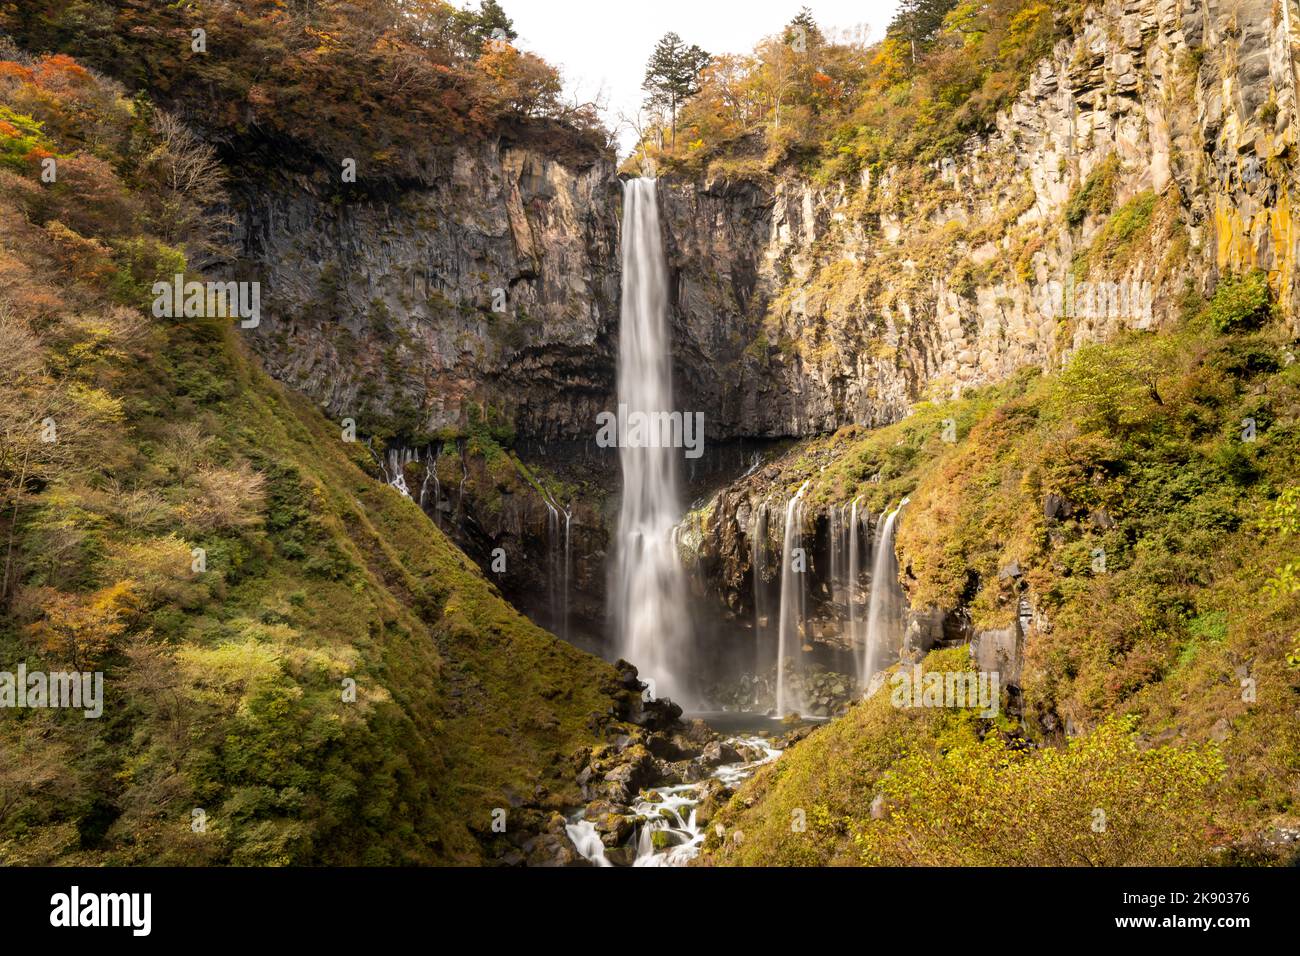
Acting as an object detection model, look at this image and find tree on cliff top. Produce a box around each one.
[642,32,711,148]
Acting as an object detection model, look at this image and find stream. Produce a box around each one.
[564,713,799,867]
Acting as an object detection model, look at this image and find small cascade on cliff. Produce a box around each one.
[610,178,693,704]
[751,500,770,676]
[428,445,442,526]
[829,504,846,607]
[544,499,560,634]
[417,448,435,511]
[455,449,468,524]
[775,480,811,717]
[538,490,572,641]
[862,499,908,687]
[562,504,572,643]
[382,446,421,498]
[847,498,864,665]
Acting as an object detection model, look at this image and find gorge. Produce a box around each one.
[1,0,1298,872]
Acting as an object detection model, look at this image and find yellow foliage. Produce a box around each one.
[26,579,138,669]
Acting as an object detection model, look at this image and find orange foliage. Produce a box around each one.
[0,61,33,82]
[27,580,139,670]
[32,53,92,92]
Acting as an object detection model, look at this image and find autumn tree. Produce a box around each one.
[454,0,518,55]
[475,46,563,119]
[26,580,138,670]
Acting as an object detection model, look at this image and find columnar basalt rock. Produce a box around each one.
[230,0,1297,669]
[658,0,1299,441]
[235,138,623,442]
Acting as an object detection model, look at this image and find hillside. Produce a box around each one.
[0,44,632,865]
[693,291,1300,865]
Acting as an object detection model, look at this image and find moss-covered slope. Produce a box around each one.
[697,283,1300,866]
[0,49,627,865]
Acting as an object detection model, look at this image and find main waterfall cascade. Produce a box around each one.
[610,178,694,705]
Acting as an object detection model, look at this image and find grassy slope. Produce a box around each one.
[698,300,1300,865]
[2,280,626,866]
[0,55,625,866]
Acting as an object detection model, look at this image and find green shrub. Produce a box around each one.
[1065,154,1120,227]
[1204,270,1274,333]
[857,716,1232,865]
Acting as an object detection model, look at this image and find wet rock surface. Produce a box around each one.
[487,661,806,867]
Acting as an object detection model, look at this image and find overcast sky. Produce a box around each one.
[502,0,903,154]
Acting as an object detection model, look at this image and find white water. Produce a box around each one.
[774,480,810,717]
[862,499,908,685]
[628,734,781,867]
[829,504,845,607]
[562,506,572,643]
[847,498,863,662]
[564,818,611,867]
[383,447,420,498]
[610,178,693,704]
[751,500,769,675]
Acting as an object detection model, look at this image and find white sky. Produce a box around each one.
[501,0,903,154]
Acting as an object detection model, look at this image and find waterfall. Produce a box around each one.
[544,499,560,633]
[610,178,693,705]
[430,445,442,526]
[751,500,769,676]
[456,450,468,524]
[565,819,611,867]
[863,499,908,686]
[383,446,420,498]
[418,448,434,510]
[562,505,572,643]
[847,497,863,666]
[775,480,810,717]
[829,504,844,607]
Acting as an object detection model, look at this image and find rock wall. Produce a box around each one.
[234,137,622,442]
[235,0,1298,450]
[659,0,1300,440]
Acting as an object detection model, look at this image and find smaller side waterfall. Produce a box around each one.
[540,493,572,641]
[775,481,811,717]
[751,500,770,675]
[429,446,443,525]
[847,497,863,662]
[562,505,572,643]
[862,499,909,686]
[382,447,421,497]
[829,505,844,607]
[418,448,435,510]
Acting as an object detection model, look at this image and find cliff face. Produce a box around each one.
[235,138,623,442]
[231,0,1300,447]
[660,0,1300,440]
